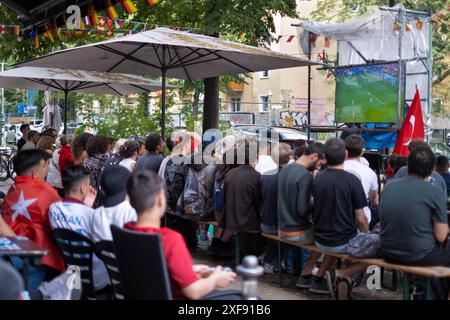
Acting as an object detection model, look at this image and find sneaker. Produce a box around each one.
[296,274,312,288]
[325,269,338,300]
[309,276,329,295]
[337,278,352,300]
[38,271,82,300]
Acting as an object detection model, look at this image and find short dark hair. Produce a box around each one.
[294,145,307,160]
[394,156,408,174]
[119,140,139,159]
[127,170,164,215]
[86,135,109,156]
[20,124,29,132]
[72,133,93,160]
[293,139,307,149]
[304,142,325,159]
[13,149,51,176]
[408,139,428,152]
[166,137,175,153]
[436,155,449,171]
[345,135,365,158]
[145,134,162,152]
[407,146,435,178]
[324,138,346,166]
[62,165,91,194]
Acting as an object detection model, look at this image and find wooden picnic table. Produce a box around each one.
[0,236,49,291]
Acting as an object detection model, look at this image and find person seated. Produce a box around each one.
[0,259,24,300]
[435,155,450,198]
[380,146,449,300]
[48,165,109,292]
[1,149,65,290]
[92,166,137,242]
[393,139,447,195]
[303,138,369,298]
[344,135,379,226]
[260,143,291,273]
[125,170,237,300]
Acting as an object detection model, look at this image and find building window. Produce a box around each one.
[229,97,241,112]
[260,95,269,112]
[260,70,269,79]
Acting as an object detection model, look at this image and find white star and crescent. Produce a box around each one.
[11,191,37,222]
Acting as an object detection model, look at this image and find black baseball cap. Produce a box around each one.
[100,166,132,207]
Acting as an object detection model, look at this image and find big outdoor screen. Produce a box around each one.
[335,62,404,123]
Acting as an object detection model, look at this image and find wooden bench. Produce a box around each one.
[262,232,450,300]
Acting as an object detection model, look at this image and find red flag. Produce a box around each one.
[392,89,425,156]
[2,176,65,272]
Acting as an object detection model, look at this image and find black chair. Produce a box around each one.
[110,225,172,300]
[52,228,96,300]
[94,241,124,300]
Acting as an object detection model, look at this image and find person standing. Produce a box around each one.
[119,140,140,172]
[21,130,39,151]
[436,155,450,198]
[135,134,164,174]
[17,124,30,151]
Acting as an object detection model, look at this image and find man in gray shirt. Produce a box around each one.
[380,146,449,299]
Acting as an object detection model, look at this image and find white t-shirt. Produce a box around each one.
[119,158,136,172]
[46,149,62,186]
[92,201,137,243]
[255,155,278,175]
[344,159,378,223]
[49,200,109,290]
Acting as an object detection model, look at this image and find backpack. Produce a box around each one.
[181,167,200,215]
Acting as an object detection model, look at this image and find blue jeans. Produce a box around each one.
[9,257,46,291]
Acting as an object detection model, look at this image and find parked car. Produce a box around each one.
[29,119,44,133]
[230,124,308,147]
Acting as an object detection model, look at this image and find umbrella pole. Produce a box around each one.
[64,89,68,135]
[161,69,166,142]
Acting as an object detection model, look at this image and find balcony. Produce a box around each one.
[228,81,245,92]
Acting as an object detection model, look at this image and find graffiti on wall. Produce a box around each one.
[279,111,308,127]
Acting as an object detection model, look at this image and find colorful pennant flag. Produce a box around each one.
[106,19,114,29]
[309,33,317,47]
[89,4,100,26]
[53,22,62,42]
[84,16,92,27]
[44,24,55,43]
[115,19,123,29]
[405,22,412,32]
[105,0,119,20]
[106,30,114,38]
[0,25,7,35]
[416,18,423,30]
[393,22,401,31]
[324,37,330,48]
[34,34,39,48]
[147,0,160,6]
[13,25,20,36]
[286,35,295,43]
[99,17,107,27]
[431,15,440,26]
[238,32,245,41]
[122,0,138,14]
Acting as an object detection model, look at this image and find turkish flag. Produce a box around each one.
[392,89,424,156]
[2,176,65,272]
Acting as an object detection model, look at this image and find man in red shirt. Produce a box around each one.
[125,170,237,300]
[2,149,65,290]
[58,135,75,174]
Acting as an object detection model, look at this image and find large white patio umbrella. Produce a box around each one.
[16,27,321,138]
[0,66,172,134]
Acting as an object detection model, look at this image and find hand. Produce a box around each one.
[212,266,236,288]
[193,264,209,274]
[84,186,97,208]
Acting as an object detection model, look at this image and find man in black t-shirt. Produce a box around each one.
[16,124,30,151]
[302,138,370,298]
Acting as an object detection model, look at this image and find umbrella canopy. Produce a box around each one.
[0,66,170,95]
[0,66,171,134]
[17,27,321,138]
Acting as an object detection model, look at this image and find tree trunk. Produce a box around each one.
[203,77,219,131]
[192,89,200,120]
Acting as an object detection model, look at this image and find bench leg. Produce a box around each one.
[402,272,410,300]
[278,241,283,288]
[381,268,398,291]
